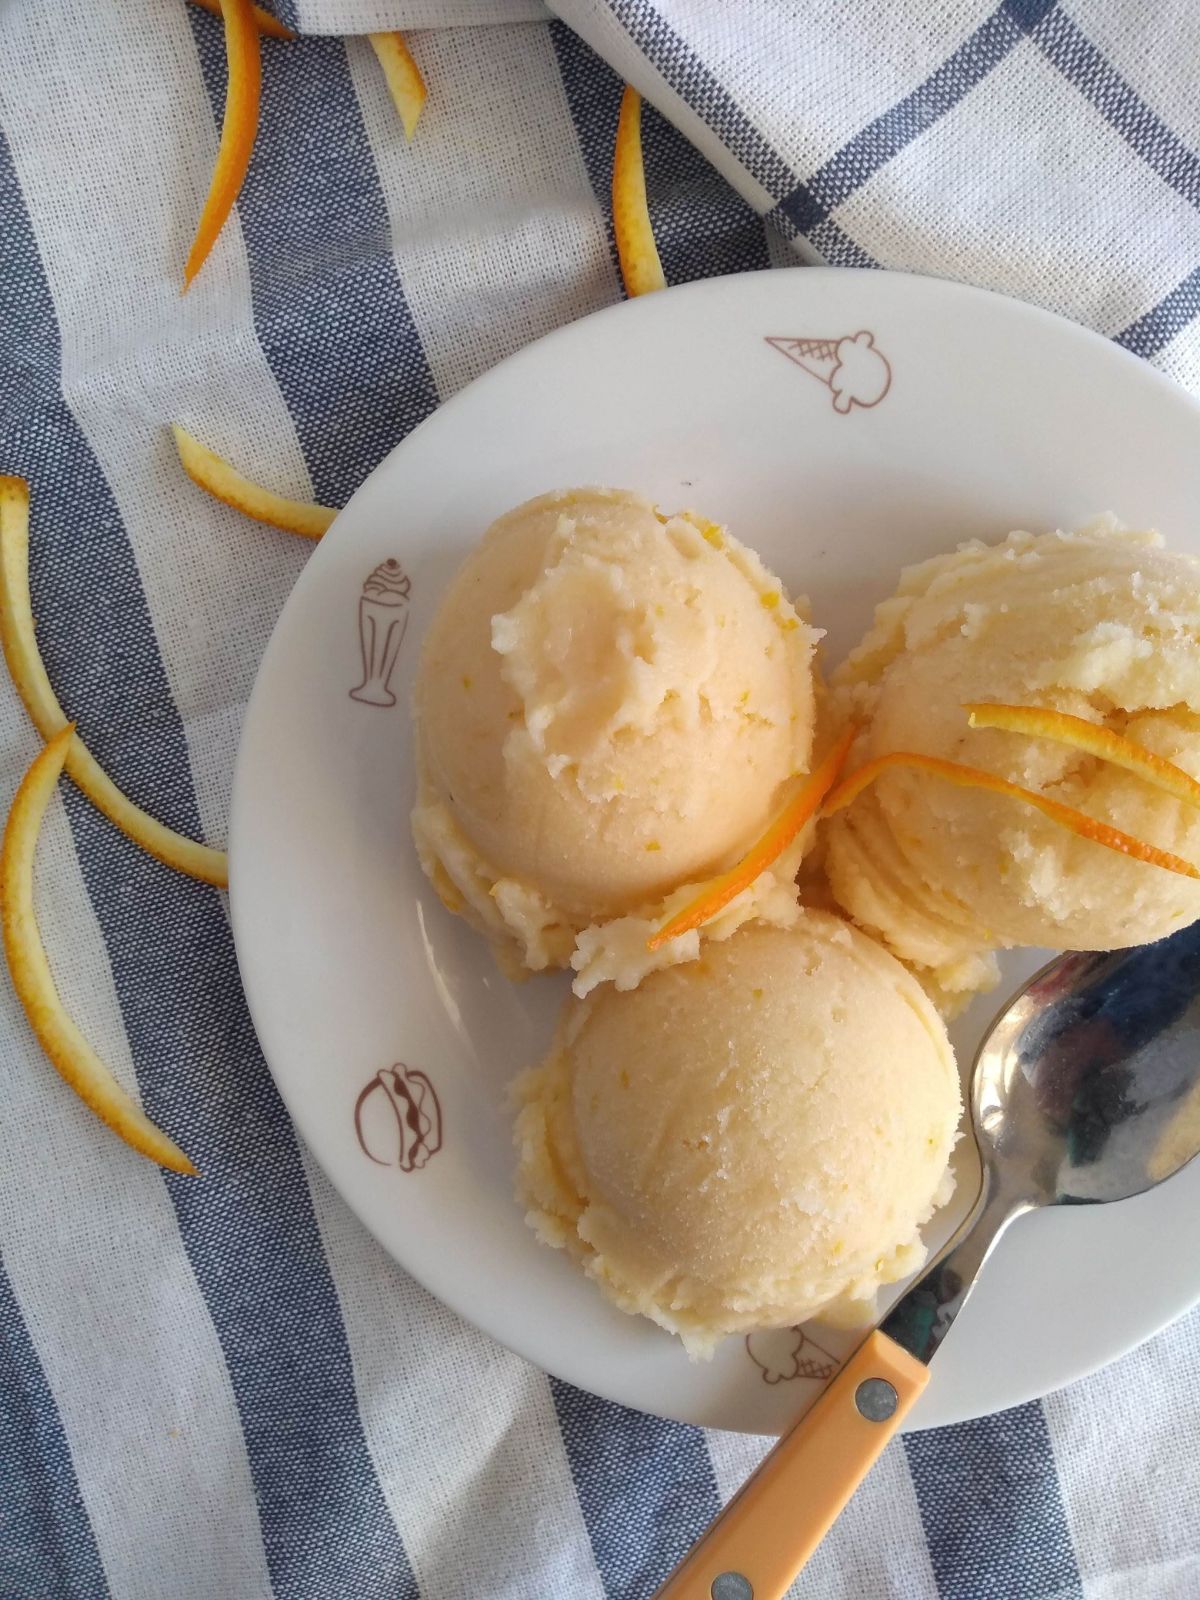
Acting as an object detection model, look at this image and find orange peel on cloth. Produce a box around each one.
[171,425,336,539]
[0,477,228,886]
[822,751,1199,881]
[187,0,295,40]
[184,0,262,288]
[612,86,665,297]
[368,33,428,141]
[2,728,198,1174]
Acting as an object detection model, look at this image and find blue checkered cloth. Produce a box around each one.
[0,2,1197,1597]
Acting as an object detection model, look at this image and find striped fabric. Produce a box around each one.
[0,3,1197,1597]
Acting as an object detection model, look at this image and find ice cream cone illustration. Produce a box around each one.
[745,1326,839,1384]
[775,338,841,384]
[354,1064,443,1172]
[766,329,892,413]
[350,559,411,706]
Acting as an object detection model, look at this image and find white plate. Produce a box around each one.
[230,269,1200,1434]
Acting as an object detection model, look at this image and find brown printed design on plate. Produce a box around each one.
[765,331,892,413]
[745,1326,840,1385]
[355,1064,443,1172]
[350,559,411,707]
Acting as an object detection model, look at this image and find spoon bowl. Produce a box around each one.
[885,919,1200,1367]
[979,925,1200,1203]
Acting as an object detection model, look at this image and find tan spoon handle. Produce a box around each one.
[653,1330,929,1600]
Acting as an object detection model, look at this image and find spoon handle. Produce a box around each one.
[652,1330,928,1600]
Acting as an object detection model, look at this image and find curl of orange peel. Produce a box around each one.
[368,33,428,141]
[612,86,666,298]
[965,702,1200,812]
[0,478,228,886]
[647,725,857,951]
[184,0,262,289]
[188,0,295,41]
[171,425,336,540]
[2,728,197,1174]
[821,752,1200,881]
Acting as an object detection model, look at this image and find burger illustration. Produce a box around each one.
[354,1063,443,1172]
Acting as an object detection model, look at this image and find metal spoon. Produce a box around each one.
[656,921,1200,1600]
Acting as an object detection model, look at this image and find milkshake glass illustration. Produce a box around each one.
[351,559,411,706]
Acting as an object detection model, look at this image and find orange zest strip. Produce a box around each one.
[2,728,197,1174]
[965,701,1200,813]
[647,725,858,952]
[821,752,1200,881]
[188,0,295,41]
[184,0,262,289]
[0,477,228,886]
[612,86,666,298]
[368,32,428,141]
[171,425,336,540]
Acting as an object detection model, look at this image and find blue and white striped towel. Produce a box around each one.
[0,2,1197,1596]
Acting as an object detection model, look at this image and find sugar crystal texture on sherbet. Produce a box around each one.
[412,489,820,990]
[825,522,1200,999]
[513,914,961,1357]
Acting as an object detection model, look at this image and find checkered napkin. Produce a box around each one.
[551,0,1200,392]
[0,2,1197,1598]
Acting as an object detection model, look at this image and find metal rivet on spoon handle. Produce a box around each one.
[709,1574,753,1600]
